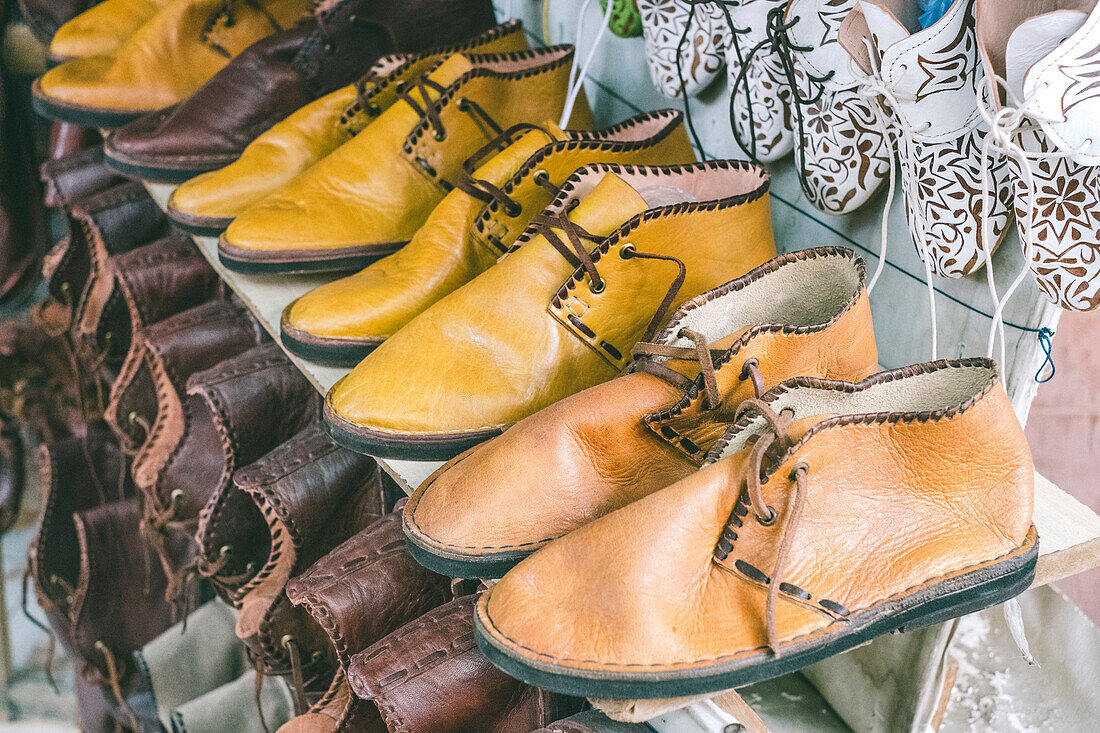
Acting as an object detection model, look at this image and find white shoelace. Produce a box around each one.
[850,43,938,359]
[559,0,616,128]
[976,74,1087,369]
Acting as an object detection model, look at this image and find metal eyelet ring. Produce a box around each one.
[505,201,521,217]
[347,13,357,22]
[311,651,324,663]
[127,411,139,424]
[780,406,795,420]
[433,127,447,141]
[170,488,183,502]
[589,279,606,294]
[619,242,636,259]
[280,635,296,650]
[756,505,778,526]
[533,169,550,186]
[456,98,470,112]
[324,42,334,53]
[219,545,232,559]
[394,81,407,93]
[245,562,257,574]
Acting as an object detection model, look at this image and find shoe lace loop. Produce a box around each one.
[631,329,766,409]
[451,124,559,213]
[717,398,810,655]
[400,76,504,145]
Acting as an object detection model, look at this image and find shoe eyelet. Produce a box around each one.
[533,169,550,186]
[219,545,232,558]
[324,42,335,53]
[780,407,795,420]
[505,201,521,217]
[280,635,296,650]
[589,279,606,294]
[456,98,470,112]
[756,506,777,526]
[433,128,447,142]
[619,242,636,259]
[311,650,324,663]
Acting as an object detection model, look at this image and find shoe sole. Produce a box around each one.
[166,206,235,237]
[404,530,531,579]
[279,314,381,368]
[323,399,504,461]
[474,527,1038,699]
[31,79,145,129]
[103,148,226,184]
[218,236,404,275]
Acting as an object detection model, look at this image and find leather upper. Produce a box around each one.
[281,109,697,351]
[47,0,167,60]
[325,161,776,441]
[347,594,581,732]
[476,359,1035,682]
[105,0,500,173]
[37,0,312,114]
[404,247,879,563]
[40,146,125,208]
[167,21,529,224]
[219,45,593,263]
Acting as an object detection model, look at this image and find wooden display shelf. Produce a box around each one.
[145,183,1100,592]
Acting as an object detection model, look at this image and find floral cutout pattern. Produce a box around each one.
[639,0,729,97]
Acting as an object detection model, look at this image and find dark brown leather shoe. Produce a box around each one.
[40,145,124,209]
[347,594,583,732]
[103,0,499,182]
[280,501,451,732]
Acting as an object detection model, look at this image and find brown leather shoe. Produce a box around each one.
[348,594,583,732]
[103,0,498,182]
[40,145,125,209]
[475,359,1038,698]
[404,247,879,578]
[281,501,452,732]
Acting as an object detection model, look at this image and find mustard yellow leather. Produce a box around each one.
[476,361,1035,684]
[37,0,310,113]
[404,249,880,565]
[325,161,777,439]
[281,109,696,352]
[220,45,593,265]
[49,0,167,60]
[168,22,529,224]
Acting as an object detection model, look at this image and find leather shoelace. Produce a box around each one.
[22,568,59,692]
[632,329,766,409]
[716,398,810,656]
[398,76,503,147]
[531,210,687,344]
[450,123,561,214]
[97,640,141,733]
[726,5,835,202]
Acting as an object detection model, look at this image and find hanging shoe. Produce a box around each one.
[781,0,892,214]
[976,0,1100,312]
[725,0,796,162]
[638,0,729,97]
[217,45,593,273]
[280,109,695,366]
[323,160,776,461]
[165,21,528,235]
[601,0,643,38]
[33,0,314,127]
[475,359,1037,698]
[403,247,878,579]
[103,0,500,182]
[841,0,1014,278]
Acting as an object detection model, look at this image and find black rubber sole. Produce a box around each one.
[103,150,219,184]
[474,533,1038,699]
[31,87,143,129]
[167,212,232,237]
[279,326,379,368]
[404,532,531,579]
[218,247,393,275]
[322,400,503,461]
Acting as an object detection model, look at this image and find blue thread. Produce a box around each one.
[1035,327,1055,383]
[919,0,953,28]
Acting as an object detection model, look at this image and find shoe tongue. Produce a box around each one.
[861,2,912,51]
[426,53,476,89]
[659,327,755,380]
[469,122,569,182]
[1005,11,1089,99]
[784,414,835,444]
[564,173,651,238]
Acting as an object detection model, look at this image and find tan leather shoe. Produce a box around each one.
[474,358,1038,698]
[48,0,168,62]
[281,109,696,365]
[403,247,879,578]
[218,45,594,273]
[166,21,529,236]
[323,160,778,460]
[33,0,311,127]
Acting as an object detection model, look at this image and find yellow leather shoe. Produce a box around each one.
[403,247,879,578]
[218,45,593,273]
[48,0,168,62]
[474,359,1037,698]
[33,0,311,127]
[281,109,696,365]
[166,20,529,236]
[324,160,777,460]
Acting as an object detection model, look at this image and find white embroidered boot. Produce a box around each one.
[638,0,729,97]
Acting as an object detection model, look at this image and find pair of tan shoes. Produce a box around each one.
[402,246,1038,699]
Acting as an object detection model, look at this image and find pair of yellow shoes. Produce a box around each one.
[159,23,780,461]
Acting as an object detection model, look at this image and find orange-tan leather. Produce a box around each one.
[281,110,696,349]
[404,248,879,559]
[476,361,1034,675]
[325,161,777,437]
[37,0,310,113]
[168,22,529,224]
[220,46,594,261]
[49,0,168,60]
